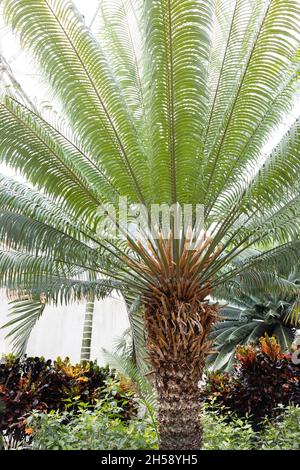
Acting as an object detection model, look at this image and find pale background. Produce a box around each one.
[0,291,129,363]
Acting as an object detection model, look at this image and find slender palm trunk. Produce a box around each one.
[80,294,95,362]
[145,298,219,450]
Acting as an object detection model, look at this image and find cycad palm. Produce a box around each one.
[209,267,300,371]
[1,0,300,449]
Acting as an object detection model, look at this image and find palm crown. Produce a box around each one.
[1,0,300,449]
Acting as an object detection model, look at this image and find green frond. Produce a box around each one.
[97,0,145,125]
[210,115,300,221]
[204,0,300,210]
[1,275,119,357]
[0,174,132,276]
[244,192,300,248]
[224,241,300,284]
[273,323,295,349]
[0,211,104,268]
[1,299,45,356]
[210,266,299,369]
[0,250,75,289]
[143,0,213,203]
[112,326,134,358]
[246,119,300,213]
[207,237,300,292]
[219,270,300,299]
[0,97,116,221]
[208,343,236,371]
[245,323,268,343]
[206,0,236,113]
[0,174,82,237]
[125,296,147,372]
[102,348,157,415]
[205,0,270,155]
[282,300,300,326]
[3,0,149,202]
[226,321,259,344]
[29,276,120,305]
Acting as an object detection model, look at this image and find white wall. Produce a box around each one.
[0,292,129,365]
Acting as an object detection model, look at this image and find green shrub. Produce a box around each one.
[0,354,136,446]
[27,399,157,450]
[24,400,300,450]
[259,406,300,450]
[3,349,299,450]
[202,336,300,429]
[201,404,255,450]
[202,403,300,450]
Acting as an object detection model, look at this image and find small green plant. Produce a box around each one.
[259,405,300,450]
[27,399,157,450]
[201,404,255,450]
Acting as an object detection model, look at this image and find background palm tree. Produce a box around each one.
[1,0,300,448]
[1,269,119,356]
[209,267,300,370]
[80,293,95,363]
[102,299,157,429]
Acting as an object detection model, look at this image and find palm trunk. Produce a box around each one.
[145,297,219,450]
[156,365,202,449]
[80,294,95,362]
[130,231,221,449]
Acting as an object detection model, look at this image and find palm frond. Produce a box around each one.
[97,0,144,125]
[102,348,157,414]
[209,267,299,369]
[0,97,116,221]
[205,0,270,155]
[143,0,213,203]
[1,298,45,356]
[1,276,119,356]
[204,0,300,209]
[3,0,149,202]
[125,296,147,371]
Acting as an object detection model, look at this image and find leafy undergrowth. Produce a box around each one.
[18,402,300,450]
[202,404,300,450]
[0,354,137,447]
[1,342,300,450]
[203,336,300,429]
[25,399,158,450]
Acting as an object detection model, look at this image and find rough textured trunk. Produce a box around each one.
[129,231,221,449]
[156,364,203,450]
[145,298,219,450]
